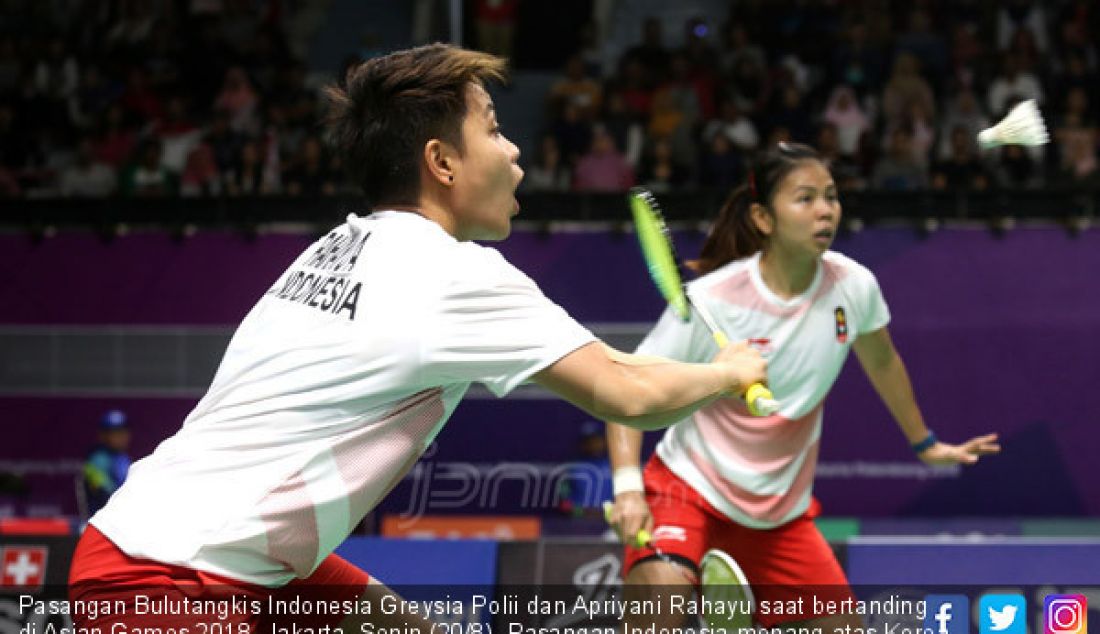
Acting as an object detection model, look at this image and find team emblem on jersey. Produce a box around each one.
[835,306,848,343]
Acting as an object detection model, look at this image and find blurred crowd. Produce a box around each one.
[0,0,345,199]
[531,0,1100,195]
[2,0,1098,201]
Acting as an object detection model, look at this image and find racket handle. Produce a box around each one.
[745,383,779,417]
[603,501,652,549]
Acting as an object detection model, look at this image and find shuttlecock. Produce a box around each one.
[978,99,1049,149]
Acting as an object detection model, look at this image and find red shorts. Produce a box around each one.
[68,525,370,630]
[623,456,854,627]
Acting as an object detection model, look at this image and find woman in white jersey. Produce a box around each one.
[605,142,1000,631]
[67,44,768,633]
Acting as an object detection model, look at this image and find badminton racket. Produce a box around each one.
[628,187,778,416]
[699,548,755,629]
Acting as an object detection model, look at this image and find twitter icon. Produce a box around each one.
[980,594,1027,634]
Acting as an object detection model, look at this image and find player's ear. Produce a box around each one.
[424,138,456,186]
[749,202,773,236]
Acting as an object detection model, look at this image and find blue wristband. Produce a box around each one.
[911,431,937,454]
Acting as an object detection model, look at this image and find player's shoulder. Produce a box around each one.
[449,241,527,281]
[685,255,754,294]
[822,250,877,285]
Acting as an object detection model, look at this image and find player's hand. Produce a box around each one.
[917,433,1000,465]
[608,491,653,547]
[712,339,768,395]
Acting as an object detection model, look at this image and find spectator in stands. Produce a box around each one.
[727,54,771,118]
[996,0,1049,54]
[987,52,1044,118]
[893,100,936,169]
[895,9,948,80]
[639,137,689,193]
[948,23,985,91]
[873,127,929,191]
[523,134,571,192]
[105,0,159,56]
[821,85,870,157]
[205,110,244,176]
[225,139,278,196]
[1008,26,1046,79]
[32,36,79,102]
[882,53,935,132]
[179,142,222,197]
[615,57,654,119]
[552,101,593,169]
[548,55,603,122]
[120,138,177,197]
[817,123,862,190]
[766,85,812,145]
[214,66,260,135]
[602,90,645,170]
[704,98,759,155]
[937,90,991,160]
[473,0,518,60]
[60,137,117,197]
[573,124,634,192]
[1051,52,1097,117]
[1053,98,1097,187]
[155,95,203,175]
[932,126,991,191]
[83,409,132,517]
[667,50,714,122]
[718,23,766,79]
[699,131,742,190]
[67,65,118,132]
[284,135,337,197]
[576,21,608,79]
[1054,125,1098,188]
[648,72,699,173]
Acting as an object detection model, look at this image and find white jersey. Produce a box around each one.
[91,211,595,586]
[639,251,890,529]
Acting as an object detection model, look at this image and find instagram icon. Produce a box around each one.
[1045,595,1087,634]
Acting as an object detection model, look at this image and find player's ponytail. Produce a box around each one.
[687,142,824,276]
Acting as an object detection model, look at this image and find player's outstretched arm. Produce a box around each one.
[534,341,766,431]
[854,326,1001,465]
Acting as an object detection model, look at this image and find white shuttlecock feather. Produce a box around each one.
[978,99,1049,149]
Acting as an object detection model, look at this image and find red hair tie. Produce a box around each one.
[748,170,758,201]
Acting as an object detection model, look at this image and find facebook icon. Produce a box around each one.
[926,595,970,634]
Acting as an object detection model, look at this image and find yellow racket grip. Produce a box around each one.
[745,383,778,416]
[712,331,730,348]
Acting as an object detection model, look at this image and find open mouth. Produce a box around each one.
[814,229,834,241]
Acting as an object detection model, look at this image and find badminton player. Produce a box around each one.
[605,142,1000,631]
[66,44,767,631]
